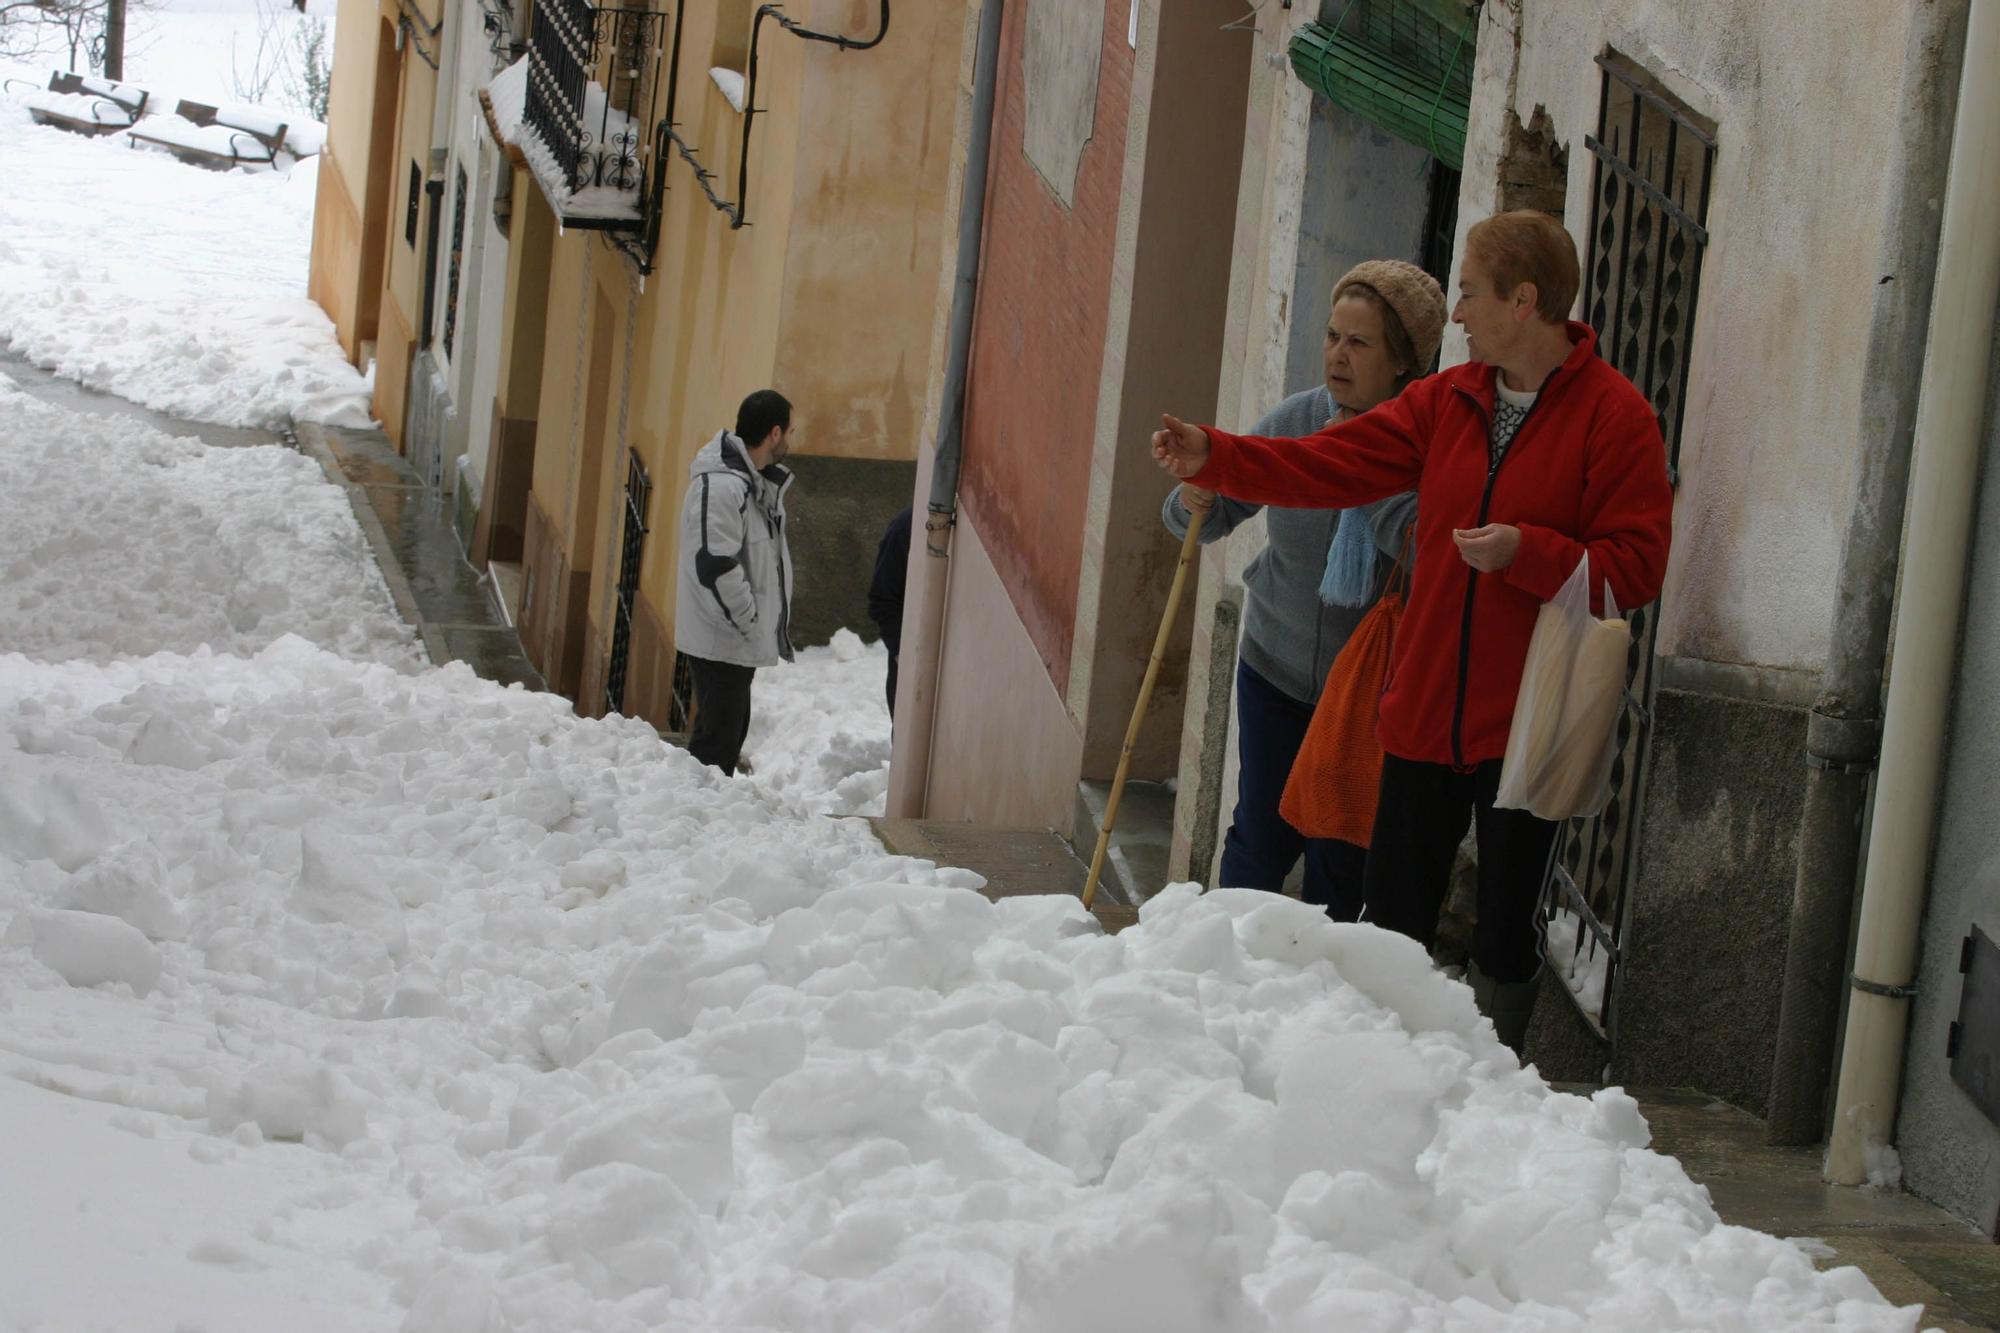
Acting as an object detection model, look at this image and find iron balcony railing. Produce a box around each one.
[521,0,669,233]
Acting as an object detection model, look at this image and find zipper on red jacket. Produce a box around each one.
[1448,368,1559,768]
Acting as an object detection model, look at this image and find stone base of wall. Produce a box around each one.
[579,616,608,719]
[1527,685,1810,1118]
[472,408,536,566]
[520,493,591,700]
[623,592,675,731]
[781,454,918,648]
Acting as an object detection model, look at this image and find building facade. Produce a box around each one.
[891,0,2000,1235]
[311,0,967,728]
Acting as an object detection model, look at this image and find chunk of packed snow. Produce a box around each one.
[484,54,527,146]
[4,906,163,993]
[742,628,893,814]
[710,66,747,112]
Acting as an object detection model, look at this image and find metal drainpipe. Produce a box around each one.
[1826,0,2000,1185]
[1765,0,1969,1147]
[420,174,446,349]
[885,0,1003,818]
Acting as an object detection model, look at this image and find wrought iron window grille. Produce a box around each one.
[660,0,889,232]
[606,448,652,716]
[1538,52,1715,1047]
[521,0,672,238]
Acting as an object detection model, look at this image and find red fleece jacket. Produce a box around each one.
[1191,322,1674,768]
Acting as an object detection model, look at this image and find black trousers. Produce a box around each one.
[1361,753,1558,983]
[1219,659,1367,920]
[687,656,756,776]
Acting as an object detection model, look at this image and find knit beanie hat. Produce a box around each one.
[1332,259,1447,375]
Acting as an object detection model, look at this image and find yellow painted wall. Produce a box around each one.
[530,233,594,554]
[522,0,968,696]
[311,0,394,361]
[325,0,386,181]
[774,0,965,463]
[310,149,365,357]
[373,0,441,441]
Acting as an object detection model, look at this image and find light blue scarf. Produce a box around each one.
[1318,507,1379,609]
[1314,400,1377,609]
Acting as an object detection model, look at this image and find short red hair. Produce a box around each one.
[1465,210,1580,323]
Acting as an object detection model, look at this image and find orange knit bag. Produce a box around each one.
[1278,541,1408,847]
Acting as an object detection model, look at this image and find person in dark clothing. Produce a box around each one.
[868,506,913,719]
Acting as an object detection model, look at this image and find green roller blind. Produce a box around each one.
[1288,0,1479,172]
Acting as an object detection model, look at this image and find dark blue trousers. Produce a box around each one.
[1218,659,1367,920]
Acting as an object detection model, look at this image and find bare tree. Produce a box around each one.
[229,0,331,120]
[2,0,150,77]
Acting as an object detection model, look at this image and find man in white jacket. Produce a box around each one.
[674,389,796,775]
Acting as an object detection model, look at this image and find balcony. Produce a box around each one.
[520,0,668,237]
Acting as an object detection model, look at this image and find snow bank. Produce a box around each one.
[0,641,1926,1331]
[0,383,419,666]
[743,628,893,815]
[0,100,370,428]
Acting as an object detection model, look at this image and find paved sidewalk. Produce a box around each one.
[293,421,543,691]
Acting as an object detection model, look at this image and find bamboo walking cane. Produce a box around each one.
[1082,505,1206,911]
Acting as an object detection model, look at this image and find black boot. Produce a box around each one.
[1468,962,1541,1054]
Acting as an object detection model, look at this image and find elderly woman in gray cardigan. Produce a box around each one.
[1165,259,1444,919]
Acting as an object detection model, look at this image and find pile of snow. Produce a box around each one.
[484,54,527,147]
[0,640,1926,1330]
[0,382,419,667]
[1544,908,1610,1016]
[743,628,893,815]
[0,99,370,428]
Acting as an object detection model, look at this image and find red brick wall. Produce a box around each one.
[959,2,1132,689]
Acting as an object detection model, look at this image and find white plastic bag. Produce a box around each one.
[1494,554,1629,820]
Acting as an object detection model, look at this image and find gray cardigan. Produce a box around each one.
[1163,385,1415,705]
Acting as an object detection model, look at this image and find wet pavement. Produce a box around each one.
[1636,1087,2000,1331]
[293,421,544,691]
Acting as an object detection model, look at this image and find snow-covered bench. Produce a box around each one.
[3,71,150,136]
[127,98,289,169]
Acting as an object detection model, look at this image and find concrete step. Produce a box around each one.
[1072,777,1176,909]
[866,818,1139,933]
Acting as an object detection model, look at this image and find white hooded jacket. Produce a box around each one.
[674,429,795,667]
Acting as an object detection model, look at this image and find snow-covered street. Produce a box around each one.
[0,4,1945,1330]
[0,2,368,431]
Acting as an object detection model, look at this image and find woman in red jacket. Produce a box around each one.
[1151,212,1674,1050]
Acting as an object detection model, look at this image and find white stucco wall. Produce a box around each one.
[1452,0,1916,675]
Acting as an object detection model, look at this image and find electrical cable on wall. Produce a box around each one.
[661,0,890,231]
[396,0,444,71]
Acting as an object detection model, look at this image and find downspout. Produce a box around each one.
[420,171,446,349]
[886,0,1003,819]
[1825,0,2000,1185]
[1765,0,1968,1146]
